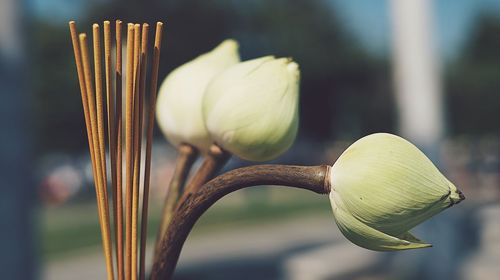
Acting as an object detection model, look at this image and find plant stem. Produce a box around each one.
[184,144,231,194]
[154,144,198,256]
[150,164,331,280]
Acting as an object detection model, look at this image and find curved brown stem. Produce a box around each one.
[150,164,331,280]
[154,144,198,256]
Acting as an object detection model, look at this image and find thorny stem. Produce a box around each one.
[150,164,331,280]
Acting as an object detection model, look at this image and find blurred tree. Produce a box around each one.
[229,0,395,140]
[31,21,87,153]
[447,13,500,136]
[31,0,396,155]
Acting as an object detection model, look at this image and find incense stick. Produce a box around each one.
[68,24,103,257]
[70,20,163,280]
[92,24,109,204]
[104,20,120,280]
[115,19,124,280]
[93,25,114,279]
[103,22,115,198]
[142,23,164,277]
[69,22,97,183]
[137,22,151,280]
[131,23,142,280]
[124,23,135,280]
[79,32,115,280]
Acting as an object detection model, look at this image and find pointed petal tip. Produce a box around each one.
[219,39,239,51]
[393,232,432,251]
[388,240,432,251]
[447,189,465,208]
[444,179,465,208]
[397,242,433,251]
[414,242,432,249]
[458,189,465,202]
[286,60,299,72]
[360,238,432,252]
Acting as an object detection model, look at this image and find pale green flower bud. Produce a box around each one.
[329,133,464,251]
[156,39,240,152]
[203,56,300,161]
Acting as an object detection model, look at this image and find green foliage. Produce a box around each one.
[227,0,395,139]
[447,13,500,136]
[30,21,88,153]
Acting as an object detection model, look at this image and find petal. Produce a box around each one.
[330,191,431,251]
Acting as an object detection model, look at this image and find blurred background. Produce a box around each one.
[1,0,500,279]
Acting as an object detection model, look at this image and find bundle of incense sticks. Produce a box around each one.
[69,20,163,280]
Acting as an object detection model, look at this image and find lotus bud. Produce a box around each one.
[329,133,464,251]
[156,39,240,152]
[203,56,300,161]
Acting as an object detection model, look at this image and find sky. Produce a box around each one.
[26,0,88,22]
[330,0,500,59]
[26,0,500,60]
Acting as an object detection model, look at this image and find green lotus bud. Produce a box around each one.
[156,39,240,152]
[329,133,464,251]
[203,56,300,161]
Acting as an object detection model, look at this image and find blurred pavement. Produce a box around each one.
[44,204,500,280]
[44,215,348,280]
[461,204,500,280]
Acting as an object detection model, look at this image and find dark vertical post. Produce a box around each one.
[0,0,35,279]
